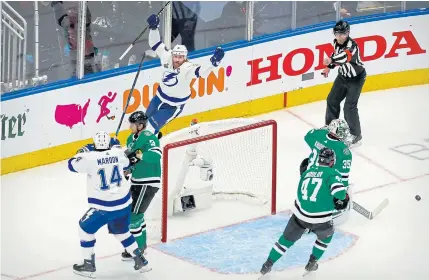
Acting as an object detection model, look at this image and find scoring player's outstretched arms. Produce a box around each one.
[147,14,225,79]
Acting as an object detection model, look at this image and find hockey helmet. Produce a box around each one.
[128,111,148,126]
[93,131,111,150]
[328,119,350,140]
[129,111,148,126]
[172,44,188,59]
[318,148,336,166]
[333,20,350,35]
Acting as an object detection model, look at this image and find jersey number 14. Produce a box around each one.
[97,165,122,190]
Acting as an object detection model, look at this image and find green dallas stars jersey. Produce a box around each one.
[126,130,162,187]
[293,165,346,224]
[305,128,352,187]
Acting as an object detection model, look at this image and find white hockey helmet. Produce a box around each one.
[93,131,111,150]
[172,44,188,58]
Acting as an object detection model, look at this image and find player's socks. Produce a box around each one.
[130,213,147,250]
[311,235,333,260]
[267,235,295,263]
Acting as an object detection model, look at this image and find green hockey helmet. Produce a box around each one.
[328,119,350,140]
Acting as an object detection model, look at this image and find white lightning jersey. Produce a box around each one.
[68,148,132,211]
[148,28,215,106]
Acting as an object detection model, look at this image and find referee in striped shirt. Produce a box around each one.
[322,20,366,147]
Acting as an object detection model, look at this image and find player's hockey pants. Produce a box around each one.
[79,206,139,258]
[131,184,159,214]
[146,95,185,134]
[325,70,366,137]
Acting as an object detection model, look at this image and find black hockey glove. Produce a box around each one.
[333,193,350,210]
[124,149,143,165]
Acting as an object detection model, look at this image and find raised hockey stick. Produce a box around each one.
[118,1,171,61]
[115,52,146,138]
[352,199,389,220]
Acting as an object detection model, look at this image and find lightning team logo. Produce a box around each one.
[162,72,179,87]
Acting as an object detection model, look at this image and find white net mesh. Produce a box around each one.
[144,118,276,242]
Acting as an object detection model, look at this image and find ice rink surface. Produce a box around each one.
[1,84,429,280]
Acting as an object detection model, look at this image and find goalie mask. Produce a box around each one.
[93,131,111,150]
[328,119,350,141]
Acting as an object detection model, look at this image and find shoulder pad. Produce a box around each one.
[111,145,122,150]
[77,144,94,154]
[181,62,193,70]
[110,138,120,146]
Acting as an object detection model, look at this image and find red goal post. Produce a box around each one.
[160,119,277,242]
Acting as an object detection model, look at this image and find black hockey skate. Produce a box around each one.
[122,245,147,261]
[260,259,273,276]
[122,250,133,261]
[132,248,151,273]
[303,254,318,276]
[73,254,96,278]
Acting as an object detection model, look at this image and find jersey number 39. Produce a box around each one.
[97,165,122,190]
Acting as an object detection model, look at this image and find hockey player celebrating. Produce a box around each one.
[300,119,352,225]
[145,13,225,138]
[121,111,162,261]
[68,131,149,278]
[260,148,349,276]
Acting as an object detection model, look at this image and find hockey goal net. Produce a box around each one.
[144,118,277,243]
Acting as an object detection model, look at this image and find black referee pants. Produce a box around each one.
[325,70,366,137]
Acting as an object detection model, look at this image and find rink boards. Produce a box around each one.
[1,9,429,174]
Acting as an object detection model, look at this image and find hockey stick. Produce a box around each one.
[118,1,171,61]
[352,198,389,220]
[114,52,146,138]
